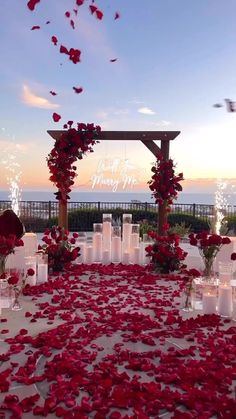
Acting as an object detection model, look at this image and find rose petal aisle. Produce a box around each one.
[0,264,236,418]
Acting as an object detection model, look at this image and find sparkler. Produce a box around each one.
[214,179,227,235]
[1,128,22,216]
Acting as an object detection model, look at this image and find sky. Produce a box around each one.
[0,0,236,195]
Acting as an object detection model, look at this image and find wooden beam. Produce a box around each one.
[141,140,161,156]
[48,130,180,142]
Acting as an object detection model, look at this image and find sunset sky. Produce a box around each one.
[0,0,236,195]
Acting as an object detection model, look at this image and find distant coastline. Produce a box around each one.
[1,190,236,205]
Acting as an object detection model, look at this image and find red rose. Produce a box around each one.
[8,274,19,286]
[222,237,231,244]
[27,268,35,276]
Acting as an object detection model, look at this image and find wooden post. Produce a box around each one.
[158,140,170,235]
[58,199,68,230]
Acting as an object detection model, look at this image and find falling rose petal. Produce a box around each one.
[31,25,40,30]
[95,10,103,20]
[46,21,50,24]
[60,45,69,55]
[89,5,97,14]
[51,36,58,46]
[114,12,120,20]
[27,0,40,11]
[76,0,84,5]
[49,91,57,96]
[65,11,70,18]
[73,9,78,15]
[63,124,68,129]
[73,86,83,94]
[110,58,118,62]
[52,113,61,122]
[70,20,75,29]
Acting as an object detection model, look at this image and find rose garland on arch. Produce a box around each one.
[148,152,184,209]
[47,122,101,202]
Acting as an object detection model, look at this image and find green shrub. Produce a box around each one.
[222,215,236,235]
[167,213,209,233]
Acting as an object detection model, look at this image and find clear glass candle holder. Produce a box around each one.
[131,224,140,235]
[37,253,48,283]
[202,284,217,315]
[218,261,233,286]
[112,226,121,238]
[103,213,112,223]
[93,223,103,234]
[122,214,132,224]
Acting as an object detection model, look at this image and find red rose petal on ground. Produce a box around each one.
[73,86,83,94]
[52,113,61,123]
[31,25,40,30]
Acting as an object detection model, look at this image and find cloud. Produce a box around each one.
[22,84,59,109]
[138,107,156,115]
[151,120,171,127]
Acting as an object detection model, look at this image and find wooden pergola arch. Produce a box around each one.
[47,130,180,234]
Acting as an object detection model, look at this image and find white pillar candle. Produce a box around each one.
[122,223,132,251]
[76,242,86,264]
[37,264,48,283]
[86,246,93,264]
[133,246,140,264]
[112,236,121,263]
[102,221,112,252]
[130,233,139,249]
[6,247,25,271]
[202,293,217,314]
[93,233,102,262]
[102,250,110,265]
[218,285,232,317]
[232,300,236,321]
[122,251,130,265]
[23,233,38,256]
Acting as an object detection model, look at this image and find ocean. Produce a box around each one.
[1,190,236,205]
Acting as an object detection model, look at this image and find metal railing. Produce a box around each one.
[1,200,236,232]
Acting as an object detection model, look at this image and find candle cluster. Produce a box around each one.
[6,233,48,284]
[76,214,151,265]
[201,261,235,319]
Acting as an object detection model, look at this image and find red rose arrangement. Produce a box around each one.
[189,232,231,277]
[0,234,24,257]
[148,153,184,207]
[38,226,80,272]
[0,234,24,278]
[145,230,187,274]
[47,122,101,202]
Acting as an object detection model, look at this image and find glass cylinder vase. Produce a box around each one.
[0,255,7,278]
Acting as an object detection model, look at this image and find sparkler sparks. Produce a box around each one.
[214,179,227,235]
